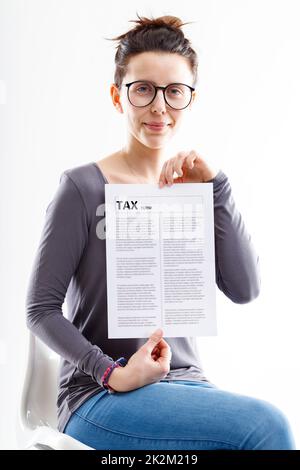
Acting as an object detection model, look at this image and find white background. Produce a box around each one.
[1,0,299,449]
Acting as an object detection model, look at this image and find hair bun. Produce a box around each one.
[129,13,192,31]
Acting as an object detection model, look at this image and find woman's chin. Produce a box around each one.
[142,135,173,149]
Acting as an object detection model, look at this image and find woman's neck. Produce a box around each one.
[120,140,167,183]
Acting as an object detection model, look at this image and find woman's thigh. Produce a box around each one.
[64,380,296,450]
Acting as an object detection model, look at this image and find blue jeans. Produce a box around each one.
[63,380,296,450]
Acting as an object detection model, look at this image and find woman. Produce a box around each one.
[25,14,296,450]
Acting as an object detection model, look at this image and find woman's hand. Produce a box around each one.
[107,328,172,392]
[158,150,219,187]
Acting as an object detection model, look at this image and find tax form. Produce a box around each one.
[104,182,217,338]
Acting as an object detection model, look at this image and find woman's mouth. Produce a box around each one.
[143,123,170,131]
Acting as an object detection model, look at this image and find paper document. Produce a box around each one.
[104,183,217,338]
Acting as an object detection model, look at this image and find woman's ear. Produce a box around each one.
[191,90,196,105]
[187,90,196,111]
[110,84,124,113]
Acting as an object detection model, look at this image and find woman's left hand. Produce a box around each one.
[158,150,219,187]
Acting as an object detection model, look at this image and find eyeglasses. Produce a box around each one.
[123,80,195,110]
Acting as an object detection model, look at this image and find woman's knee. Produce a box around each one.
[243,397,295,450]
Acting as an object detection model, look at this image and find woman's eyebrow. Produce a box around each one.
[138,79,177,85]
[138,79,159,84]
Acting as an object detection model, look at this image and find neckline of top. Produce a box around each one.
[91,161,109,184]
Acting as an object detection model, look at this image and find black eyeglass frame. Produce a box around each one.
[123,80,195,110]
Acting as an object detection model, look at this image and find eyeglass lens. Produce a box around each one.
[128,81,192,109]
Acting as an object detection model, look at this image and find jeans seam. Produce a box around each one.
[73,410,240,448]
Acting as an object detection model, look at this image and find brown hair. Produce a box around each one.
[105,13,198,90]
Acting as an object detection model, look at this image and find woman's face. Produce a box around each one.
[111,51,196,150]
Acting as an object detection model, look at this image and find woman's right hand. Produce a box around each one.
[108,328,172,392]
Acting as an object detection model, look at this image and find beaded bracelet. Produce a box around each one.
[100,357,127,394]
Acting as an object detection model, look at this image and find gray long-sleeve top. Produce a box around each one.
[25,161,261,433]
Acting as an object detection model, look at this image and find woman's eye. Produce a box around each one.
[135,84,152,93]
[169,88,181,95]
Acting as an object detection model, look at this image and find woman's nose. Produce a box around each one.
[150,89,167,113]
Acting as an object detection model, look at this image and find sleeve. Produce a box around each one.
[209,170,261,304]
[25,171,115,385]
